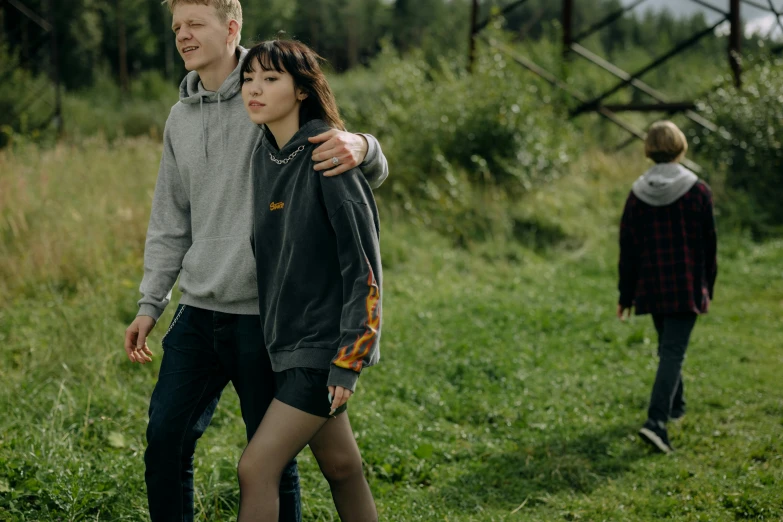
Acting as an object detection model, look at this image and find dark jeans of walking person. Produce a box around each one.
[144,304,301,522]
[648,313,697,423]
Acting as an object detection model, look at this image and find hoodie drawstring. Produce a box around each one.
[199,96,208,161]
[218,92,227,159]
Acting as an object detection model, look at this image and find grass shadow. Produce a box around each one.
[439,421,649,512]
[511,215,577,252]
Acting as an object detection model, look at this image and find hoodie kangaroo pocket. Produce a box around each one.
[180,236,258,304]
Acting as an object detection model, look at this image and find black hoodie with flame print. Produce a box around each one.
[251,119,382,392]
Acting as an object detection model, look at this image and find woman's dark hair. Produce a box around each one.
[241,39,345,130]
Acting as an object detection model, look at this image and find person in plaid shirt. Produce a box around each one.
[617,121,718,454]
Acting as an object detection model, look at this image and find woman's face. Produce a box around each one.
[241,58,305,126]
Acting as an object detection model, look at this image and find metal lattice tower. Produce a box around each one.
[469,0,783,171]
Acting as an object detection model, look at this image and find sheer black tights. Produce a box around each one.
[236,399,377,522]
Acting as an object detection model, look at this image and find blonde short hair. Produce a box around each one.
[645,121,688,164]
[164,0,243,44]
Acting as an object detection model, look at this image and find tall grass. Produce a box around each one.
[61,71,178,143]
[1,136,782,521]
[0,137,158,299]
[1,37,781,521]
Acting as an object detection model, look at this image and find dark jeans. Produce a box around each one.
[648,313,698,424]
[144,304,301,522]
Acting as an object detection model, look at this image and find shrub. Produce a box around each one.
[332,44,577,200]
[0,45,57,148]
[696,58,783,236]
[63,70,177,142]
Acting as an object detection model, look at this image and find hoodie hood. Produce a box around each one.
[632,162,699,207]
[179,46,248,104]
[177,46,248,160]
[261,119,331,159]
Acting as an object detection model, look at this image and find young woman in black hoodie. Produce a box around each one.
[237,39,381,521]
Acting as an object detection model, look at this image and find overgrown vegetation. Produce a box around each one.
[1,2,782,519]
[331,45,578,244]
[4,0,781,233]
[1,0,749,89]
[697,57,783,237]
[1,138,782,521]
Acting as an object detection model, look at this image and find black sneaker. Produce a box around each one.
[639,419,673,454]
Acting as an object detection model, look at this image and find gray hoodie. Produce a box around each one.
[631,162,698,207]
[138,47,388,320]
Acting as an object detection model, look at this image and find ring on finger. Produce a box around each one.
[331,156,339,165]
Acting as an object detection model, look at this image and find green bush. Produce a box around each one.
[330,44,577,243]
[63,70,177,142]
[0,54,177,147]
[332,44,576,199]
[697,58,783,236]
[0,45,57,148]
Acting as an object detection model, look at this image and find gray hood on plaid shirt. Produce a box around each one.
[632,163,699,207]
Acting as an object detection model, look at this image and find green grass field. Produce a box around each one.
[1,138,781,521]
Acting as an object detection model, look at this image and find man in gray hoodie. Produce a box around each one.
[121,1,388,521]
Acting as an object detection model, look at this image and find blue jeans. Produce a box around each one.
[648,313,698,424]
[144,304,301,522]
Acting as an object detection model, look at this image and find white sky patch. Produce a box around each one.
[746,13,783,39]
[620,0,783,40]
[715,13,783,39]
[624,0,782,21]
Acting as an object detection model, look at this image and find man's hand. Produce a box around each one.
[124,316,156,364]
[327,385,353,416]
[309,130,368,177]
[617,304,632,321]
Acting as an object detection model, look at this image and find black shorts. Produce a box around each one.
[274,367,348,418]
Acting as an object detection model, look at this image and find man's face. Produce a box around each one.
[241,59,304,127]
[171,3,230,72]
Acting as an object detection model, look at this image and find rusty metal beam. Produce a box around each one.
[742,0,777,11]
[474,0,532,34]
[482,36,644,139]
[764,0,781,15]
[6,0,52,31]
[730,0,742,88]
[46,0,61,134]
[685,0,728,16]
[616,135,639,151]
[601,102,697,112]
[481,34,703,173]
[468,0,479,72]
[573,0,649,42]
[570,42,718,131]
[765,0,783,41]
[563,0,573,56]
[571,17,727,116]
[480,36,585,100]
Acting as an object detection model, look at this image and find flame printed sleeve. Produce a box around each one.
[320,168,382,392]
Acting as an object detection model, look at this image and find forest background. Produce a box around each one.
[1,0,782,520]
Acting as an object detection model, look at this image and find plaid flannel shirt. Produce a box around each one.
[618,180,717,315]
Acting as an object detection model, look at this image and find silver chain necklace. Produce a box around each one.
[269,145,306,165]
